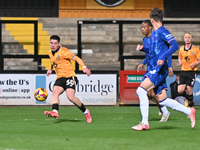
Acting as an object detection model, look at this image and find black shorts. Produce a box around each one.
[179,71,196,87]
[54,77,78,90]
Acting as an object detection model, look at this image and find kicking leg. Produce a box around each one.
[158,89,196,128]
[67,88,92,123]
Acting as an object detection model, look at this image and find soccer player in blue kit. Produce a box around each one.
[132,8,196,131]
[137,20,172,122]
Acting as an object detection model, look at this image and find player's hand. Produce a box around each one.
[83,67,91,76]
[168,67,174,77]
[46,69,52,77]
[136,44,143,51]
[179,59,182,66]
[190,63,195,69]
[157,60,164,66]
[137,64,144,72]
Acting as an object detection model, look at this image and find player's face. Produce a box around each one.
[184,34,193,44]
[50,39,60,51]
[141,23,151,36]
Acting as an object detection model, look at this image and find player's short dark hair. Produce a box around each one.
[50,35,60,42]
[142,20,153,28]
[150,8,163,22]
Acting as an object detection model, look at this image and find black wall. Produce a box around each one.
[0,0,58,17]
[164,0,200,18]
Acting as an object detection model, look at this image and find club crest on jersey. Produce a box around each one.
[154,36,158,41]
[95,0,126,7]
[56,55,60,60]
[191,51,194,55]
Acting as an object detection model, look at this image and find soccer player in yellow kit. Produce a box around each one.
[178,33,200,107]
[44,35,92,123]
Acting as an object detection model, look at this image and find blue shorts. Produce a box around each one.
[141,66,150,82]
[141,72,147,82]
[145,64,168,95]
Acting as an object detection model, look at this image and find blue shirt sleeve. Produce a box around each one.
[140,47,149,53]
[167,55,172,67]
[159,40,179,61]
[142,56,148,65]
[158,27,179,61]
[142,37,150,53]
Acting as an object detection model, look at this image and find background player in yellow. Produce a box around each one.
[178,33,200,107]
[44,35,92,123]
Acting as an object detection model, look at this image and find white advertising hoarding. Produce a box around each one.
[0,74,117,105]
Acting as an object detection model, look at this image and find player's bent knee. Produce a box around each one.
[136,86,147,96]
[136,87,142,95]
[67,95,75,102]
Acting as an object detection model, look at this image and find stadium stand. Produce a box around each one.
[1,17,200,71]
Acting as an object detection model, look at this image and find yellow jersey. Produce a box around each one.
[179,44,200,71]
[48,46,76,79]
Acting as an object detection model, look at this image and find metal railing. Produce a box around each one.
[77,19,200,72]
[0,20,48,73]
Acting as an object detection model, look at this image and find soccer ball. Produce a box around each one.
[34,87,48,101]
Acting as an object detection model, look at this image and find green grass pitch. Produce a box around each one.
[0,106,199,150]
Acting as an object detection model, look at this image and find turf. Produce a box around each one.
[0,106,199,150]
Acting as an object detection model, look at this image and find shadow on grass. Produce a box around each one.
[194,107,200,110]
[149,118,178,121]
[149,118,160,121]
[154,126,179,129]
[54,119,82,123]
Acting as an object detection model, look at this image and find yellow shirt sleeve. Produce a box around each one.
[72,56,86,68]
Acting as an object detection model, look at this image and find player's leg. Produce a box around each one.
[158,89,196,128]
[178,84,189,106]
[179,71,195,107]
[151,82,171,122]
[159,105,171,122]
[148,89,170,119]
[178,84,186,95]
[148,89,160,109]
[44,85,64,118]
[158,99,171,122]
[185,85,194,107]
[132,78,153,130]
[66,88,92,123]
[148,90,162,115]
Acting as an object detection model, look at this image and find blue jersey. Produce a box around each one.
[141,30,173,75]
[142,36,151,72]
[145,26,178,95]
[148,26,175,70]
[142,36,151,53]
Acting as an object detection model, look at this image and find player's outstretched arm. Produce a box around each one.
[136,44,143,51]
[167,55,174,77]
[47,69,52,77]
[73,56,91,76]
[168,67,174,77]
[190,59,200,69]
[83,67,91,76]
[158,40,179,66]
[137,64,144,72]
[47,64,53,76]
[137,56,148,72]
